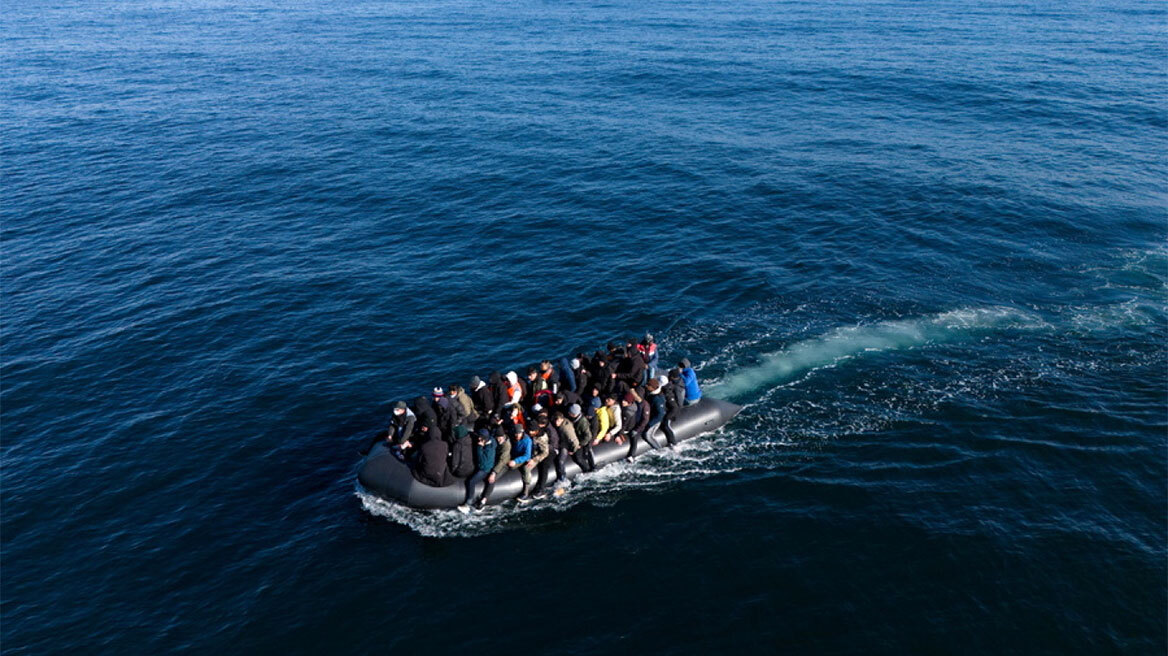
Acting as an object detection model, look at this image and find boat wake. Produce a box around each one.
[357,250,1165,537]
[706,306,1047,400]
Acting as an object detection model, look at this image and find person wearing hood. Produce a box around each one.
[615,347,647,390]
[558,357,577,394]
[488,371,508,412]
[503,371,525,409]
[590,352,614,397]
[569,403,595,472]
[413,428,454,488]
[475,427,511,509]
[448,425,475,478]
[678,358,702,405]
[459,429,496,512]
[470,375,495,418]
[569,356,590,395]
[553,389,582,415]
[411,395,438,441]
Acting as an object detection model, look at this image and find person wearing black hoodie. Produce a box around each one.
[414,429,454,487]
[412,396,438,439]
[615,348,646,390]
[591,353,614,397]
[470,375,495,418]
[448,425,475,478]
[570,357,590,396]
[488,371,508,414]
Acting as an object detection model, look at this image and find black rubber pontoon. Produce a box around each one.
[357,396,742,509]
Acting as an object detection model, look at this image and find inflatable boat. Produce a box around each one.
[357,397,742,509]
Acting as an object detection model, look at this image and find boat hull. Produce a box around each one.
[357,397,742,509]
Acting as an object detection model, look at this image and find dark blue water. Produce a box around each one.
[3,0,1166,653]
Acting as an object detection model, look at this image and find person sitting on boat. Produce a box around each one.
[638,334,659,380]
[591,353,614,397]
[586,385,603,412]
[568,403,595,472]
[474,427,511,509]
[503,404,525,434]
[591,396,611,446]
[459,429,496,512]
[595,395,622,445]
[613,347,644,391]
[569,357,590,395]
[678,359,702,405]
[409,395,440,450]
[553,389,582,416]
[528,417,554,498]
[646,377,675,447]
[526,366,553,409]
[448,383,477,428]
[627,388,659,459]
[390,400,416,447]
[470,375,495,419]
[558,357,576,394]
[488,371,508,411]
[503,370,524,408]
[538,359,560,393]
[552,410,580,478]
[618,392,639,445]
[449,424,475,478]
[413,424,454,488]
[539,411,568,487]
[508,425,535,501]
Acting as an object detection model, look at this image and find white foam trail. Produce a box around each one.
[707,307,1045,399]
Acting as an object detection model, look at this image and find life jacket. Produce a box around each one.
[506,383,521,405]
[533,388,554,408]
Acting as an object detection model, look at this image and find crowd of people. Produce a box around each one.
[369,334,704,512]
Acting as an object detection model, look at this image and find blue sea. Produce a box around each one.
[2,0,1166,653]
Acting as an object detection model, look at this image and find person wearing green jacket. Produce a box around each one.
[569,404,595,472]
[474,428,511,509]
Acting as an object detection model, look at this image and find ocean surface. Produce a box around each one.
[2,0,1166,653]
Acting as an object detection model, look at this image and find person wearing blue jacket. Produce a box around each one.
[459,429,497,512]
[679,358,702,405]
[508,427,534,500]
[558,357,576,394]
